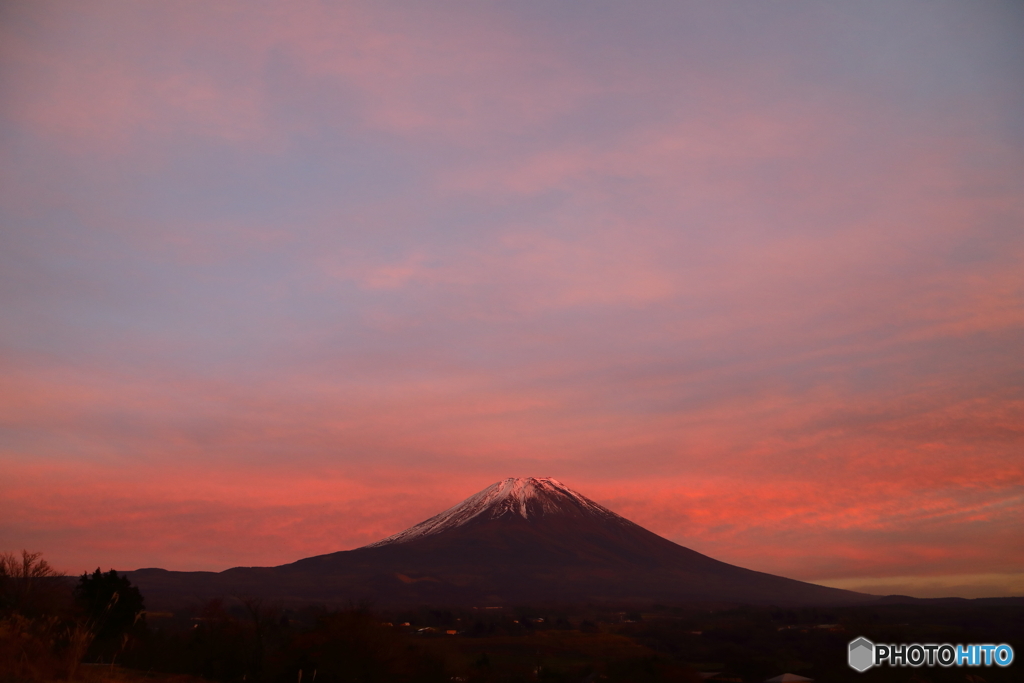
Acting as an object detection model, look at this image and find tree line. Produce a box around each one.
[0,550,147,679]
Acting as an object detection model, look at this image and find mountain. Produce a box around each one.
[129,477,871,608]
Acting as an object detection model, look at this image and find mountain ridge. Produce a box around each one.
[129,477,874,608]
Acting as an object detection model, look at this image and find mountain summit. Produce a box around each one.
[366,477,622,547]
[130,477,872,608]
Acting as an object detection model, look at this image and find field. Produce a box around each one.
[70,600,1024,683]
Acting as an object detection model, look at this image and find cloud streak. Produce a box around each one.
[1,0,1022,596]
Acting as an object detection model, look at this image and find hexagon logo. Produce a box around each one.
[849,637,875,672]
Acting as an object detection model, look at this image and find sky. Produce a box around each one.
[1,0,1022,600]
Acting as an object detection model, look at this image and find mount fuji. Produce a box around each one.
[130,477,871,607]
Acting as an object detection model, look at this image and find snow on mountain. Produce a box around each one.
[365,477,621,548]
[130,475,875,607]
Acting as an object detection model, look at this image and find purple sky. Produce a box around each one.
[1,1,1022,598]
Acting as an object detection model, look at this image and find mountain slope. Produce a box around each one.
[130,477,872,607]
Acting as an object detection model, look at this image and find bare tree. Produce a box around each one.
[0,550,65,616]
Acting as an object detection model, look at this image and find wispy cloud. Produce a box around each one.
[1,0,1022,596]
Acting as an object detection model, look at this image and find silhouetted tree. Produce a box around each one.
[73,568,146,651]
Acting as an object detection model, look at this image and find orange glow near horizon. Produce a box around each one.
[0,1,1022,599]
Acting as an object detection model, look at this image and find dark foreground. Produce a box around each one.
[11,599,1020,683]
[1,551,1020,683]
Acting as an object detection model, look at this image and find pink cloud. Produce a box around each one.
[1,1,1021,598]
[0,1,594,157]
[3,341,1020,582]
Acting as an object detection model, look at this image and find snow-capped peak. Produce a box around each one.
[364,477,620,548]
